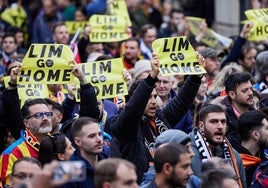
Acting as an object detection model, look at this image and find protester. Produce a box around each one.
[190,104,246,188]
[141,143,193,188]
[109,53,205,182]
[38,132,75,166]
[222,72,255,151]
[141,129,200,188]
[95,158,139,188]
[237,110,268,187]
[201,169,239,188]
[60,117,108,188]
[10,157,41,188]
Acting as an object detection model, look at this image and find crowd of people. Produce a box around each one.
[1,0,268,188]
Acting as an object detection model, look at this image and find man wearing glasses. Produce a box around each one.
[0,64,53,187]
[10,157,41,188]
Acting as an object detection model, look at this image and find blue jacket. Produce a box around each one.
[60,149,108,188]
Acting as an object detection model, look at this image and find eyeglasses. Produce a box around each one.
[26,112,53,119]
[12,172,33,180]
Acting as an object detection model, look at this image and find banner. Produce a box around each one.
[65,21,88,34]
[186,16,232,49]
[245,8,268,41]
[3,76,49,107]
[152,36,207,76]
[18,44,74,84]
[89,15,129,42]
[78,58,128,99]
[108,0,132,26]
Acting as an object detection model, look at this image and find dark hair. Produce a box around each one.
[154,143,188,173]
[6,26,23,34]
[170,9,184,18]
[94,158,136,188]
[237,110,267,141]
[125,37,140,48]
[198,104,225,122]
[201,169,238,188]
[71,117,99,137]
[38,132,67,166]
[2,32,16,43]
[21,98,49,119]
[44,98,63,114]
[11,157,41,175]
[140,24,156,38]
[95,54,113,61]
[52,21,66,33]
[239,45,256,61]
[224,72,252,93]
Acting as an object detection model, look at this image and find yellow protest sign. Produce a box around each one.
[152,36,206,76]
[186,17,232,49]
[3,76,49,107]
[0,5,29,43]
[18,44,74,84]
[108,0,132,26]
[78,58,128,99]
[18,84,49,107]
[245,8,268,41]
[89,15,129,42]
[65,21,88,34]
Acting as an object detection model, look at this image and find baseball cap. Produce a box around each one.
[200,47,224,58]
[154,129,191,148]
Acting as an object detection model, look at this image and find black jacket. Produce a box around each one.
[109,74,201,182]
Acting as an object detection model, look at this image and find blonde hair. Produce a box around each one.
[207,63,244,96]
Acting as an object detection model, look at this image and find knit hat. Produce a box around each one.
[134,59,152,79]
[200,47,224,58]
[154,129,191,148]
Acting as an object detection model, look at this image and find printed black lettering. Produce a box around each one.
[193,62,202,72]
[102,84,113,95]
[160,64,171,74]
[81,64,90,76]
[62,69,72,81]
[100,61,112,73]
[116,82,124,94]
[181,63,192,73]
[33,70,45,82]
[163,39,170,52]
[111,2,119,9]
[48,45,63,58]
[28,45,38,58]
[47,70,60,81]
[19,70,31,82]
[40,45,46,58]
[36,59,45,67]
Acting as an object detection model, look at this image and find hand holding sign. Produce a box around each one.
[152,36,206,76]
[72,64,87,85]
[9,62,22,88]
[150,53,160,79]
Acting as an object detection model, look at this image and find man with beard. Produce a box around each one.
[142,143,193,188]
[221,72,255,151]
[237,110,268,187]
[0,96,53,186]
[109,53,205,183]
[123,38,141,71]
[199,47,224,89]
[190,104,246,188]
